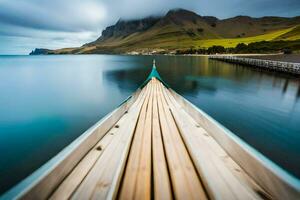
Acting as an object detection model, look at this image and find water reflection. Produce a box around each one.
[106,56,300,104]
[297,82,300,99]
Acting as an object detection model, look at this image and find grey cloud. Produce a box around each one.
[0,0,106,32]
[102,0,199,20]
[234,0,300,17]
[102,0,300,21]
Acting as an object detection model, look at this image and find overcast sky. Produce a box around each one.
[0,0,299,54]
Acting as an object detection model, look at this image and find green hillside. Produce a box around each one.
[275,25,300,41]
[30,9,300,55]
[195,27,296,48]
[81,26,299,52]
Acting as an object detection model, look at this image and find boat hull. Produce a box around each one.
[2,65,300,200]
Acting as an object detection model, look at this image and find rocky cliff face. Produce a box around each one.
[96,17,161,41]
[29,48,52,55]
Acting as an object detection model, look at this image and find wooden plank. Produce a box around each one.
[134,81,153,199]
[151,79,172,200]
[119,79,154,199]
[71,83,151,200]
[161,83,259,200]
[169,88,300,200]
[5,89,142,200]
[191,120,271,199]
[50,114,129,200]
[156,81,208,200]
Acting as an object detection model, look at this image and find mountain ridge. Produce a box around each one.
[30,8,300,55]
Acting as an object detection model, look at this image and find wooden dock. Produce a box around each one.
[2,62,300,200]
[209,55,300,75]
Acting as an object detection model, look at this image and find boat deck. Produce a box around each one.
[47,78,268,200]
[2,63,299,200]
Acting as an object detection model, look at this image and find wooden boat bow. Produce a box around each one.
[2,61,300,200]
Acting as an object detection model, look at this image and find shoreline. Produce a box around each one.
[125,53,300,63]
[4,53,300,63]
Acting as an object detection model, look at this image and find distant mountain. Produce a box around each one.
[30,9,300,55]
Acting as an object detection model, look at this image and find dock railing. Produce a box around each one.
[209,55,300,75]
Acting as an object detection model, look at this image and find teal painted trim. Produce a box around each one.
[140,61,169,88]
[117,61,168,107]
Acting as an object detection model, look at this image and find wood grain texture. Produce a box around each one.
[50,115,128,200]
[169,88,300,200]
[12,77,298,200]
[71,84,150,200]
[161,82,259,200]
[156,81,208,200]
[152,80,172,200]
[119,80,154,200]
[9,89,142,200]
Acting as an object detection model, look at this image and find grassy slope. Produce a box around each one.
[120,26,297,50]
[51,25,300,54]
[275,26,300,41]
[195,27,296,48]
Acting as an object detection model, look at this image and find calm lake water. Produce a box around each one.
[0,55,300,194]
